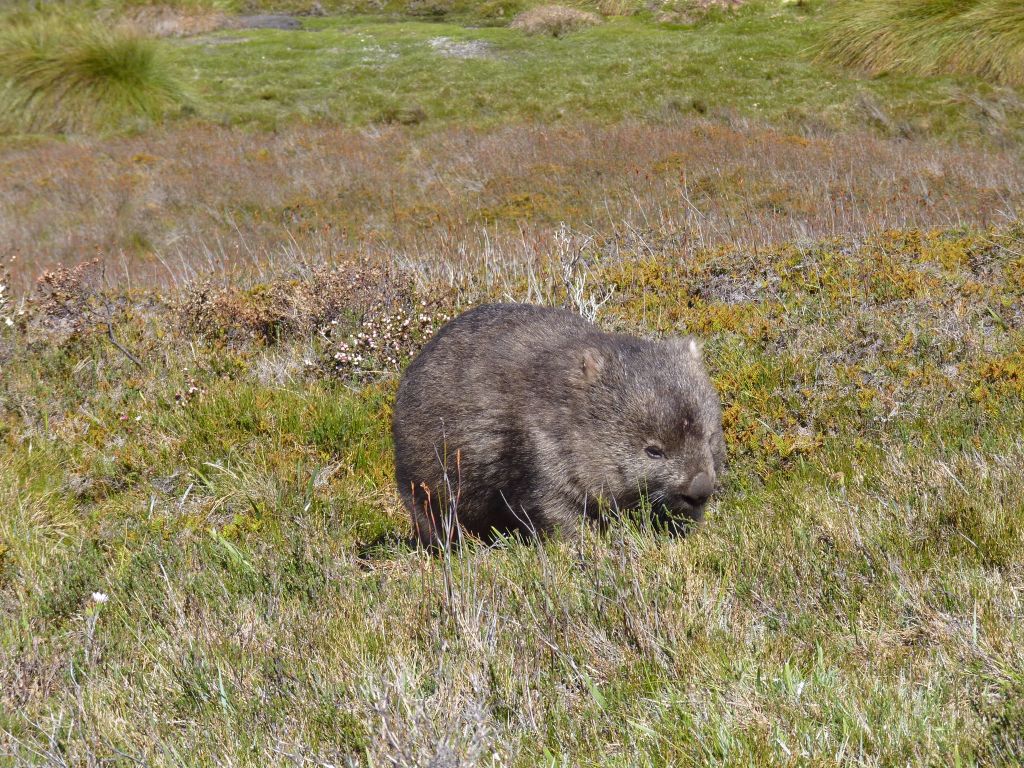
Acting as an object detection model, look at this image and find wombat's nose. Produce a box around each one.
[682,472,714,507]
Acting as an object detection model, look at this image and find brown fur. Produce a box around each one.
[392,303,726,546]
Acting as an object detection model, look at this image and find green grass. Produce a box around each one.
[0,16,187,134]
[1,2,1021,141]
[1,225,1022,764]
[822,0,1024,87]
[165,9,1022,140]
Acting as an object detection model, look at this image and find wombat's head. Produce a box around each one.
[569,335,726,529]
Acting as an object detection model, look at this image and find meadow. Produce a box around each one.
[1,1,1023,766]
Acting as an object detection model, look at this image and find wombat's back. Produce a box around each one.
[393,304,593,544]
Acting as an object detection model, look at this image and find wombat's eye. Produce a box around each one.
[645,445,666,459]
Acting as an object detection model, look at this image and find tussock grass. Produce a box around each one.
[0,17,186,134]
[509,4,602,36]
[821,0,1024,86]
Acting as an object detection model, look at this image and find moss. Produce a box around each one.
[974,343,1024,403]
[681,300,786,342]
[478,191,579,224]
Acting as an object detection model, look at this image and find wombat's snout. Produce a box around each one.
[680,471,714,508]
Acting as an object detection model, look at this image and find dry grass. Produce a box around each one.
[176,261,403,344]
[0,261,11,326]
[1,120,1021,290]
[509,4,602,36]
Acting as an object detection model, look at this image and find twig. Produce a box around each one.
[98,264,143,370]
[106,318,144,370]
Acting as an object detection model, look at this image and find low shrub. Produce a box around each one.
[29,258,104,342]
[178,261,427,344]
[0,262,11,328]
[177,260,454,380]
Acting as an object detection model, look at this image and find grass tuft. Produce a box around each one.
[509,4,602,36]
[0,16,186,134]
[821,0,1024,86]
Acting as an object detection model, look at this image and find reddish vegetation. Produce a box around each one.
[117,6,230,37]
[1,120,1020,288]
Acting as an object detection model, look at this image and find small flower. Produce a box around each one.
[91,592,109,604]
[3,317,11,328]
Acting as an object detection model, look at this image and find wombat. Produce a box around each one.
[392,303,725,546]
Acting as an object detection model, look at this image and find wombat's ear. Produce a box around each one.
[574,347,606,385]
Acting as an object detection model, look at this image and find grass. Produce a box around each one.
[0,0,1022,764]
[0,16,186,134]
[161,9,1023,140]
[821,0,1024,87]
[0,222,1022,764]
[3,2,1022,143]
